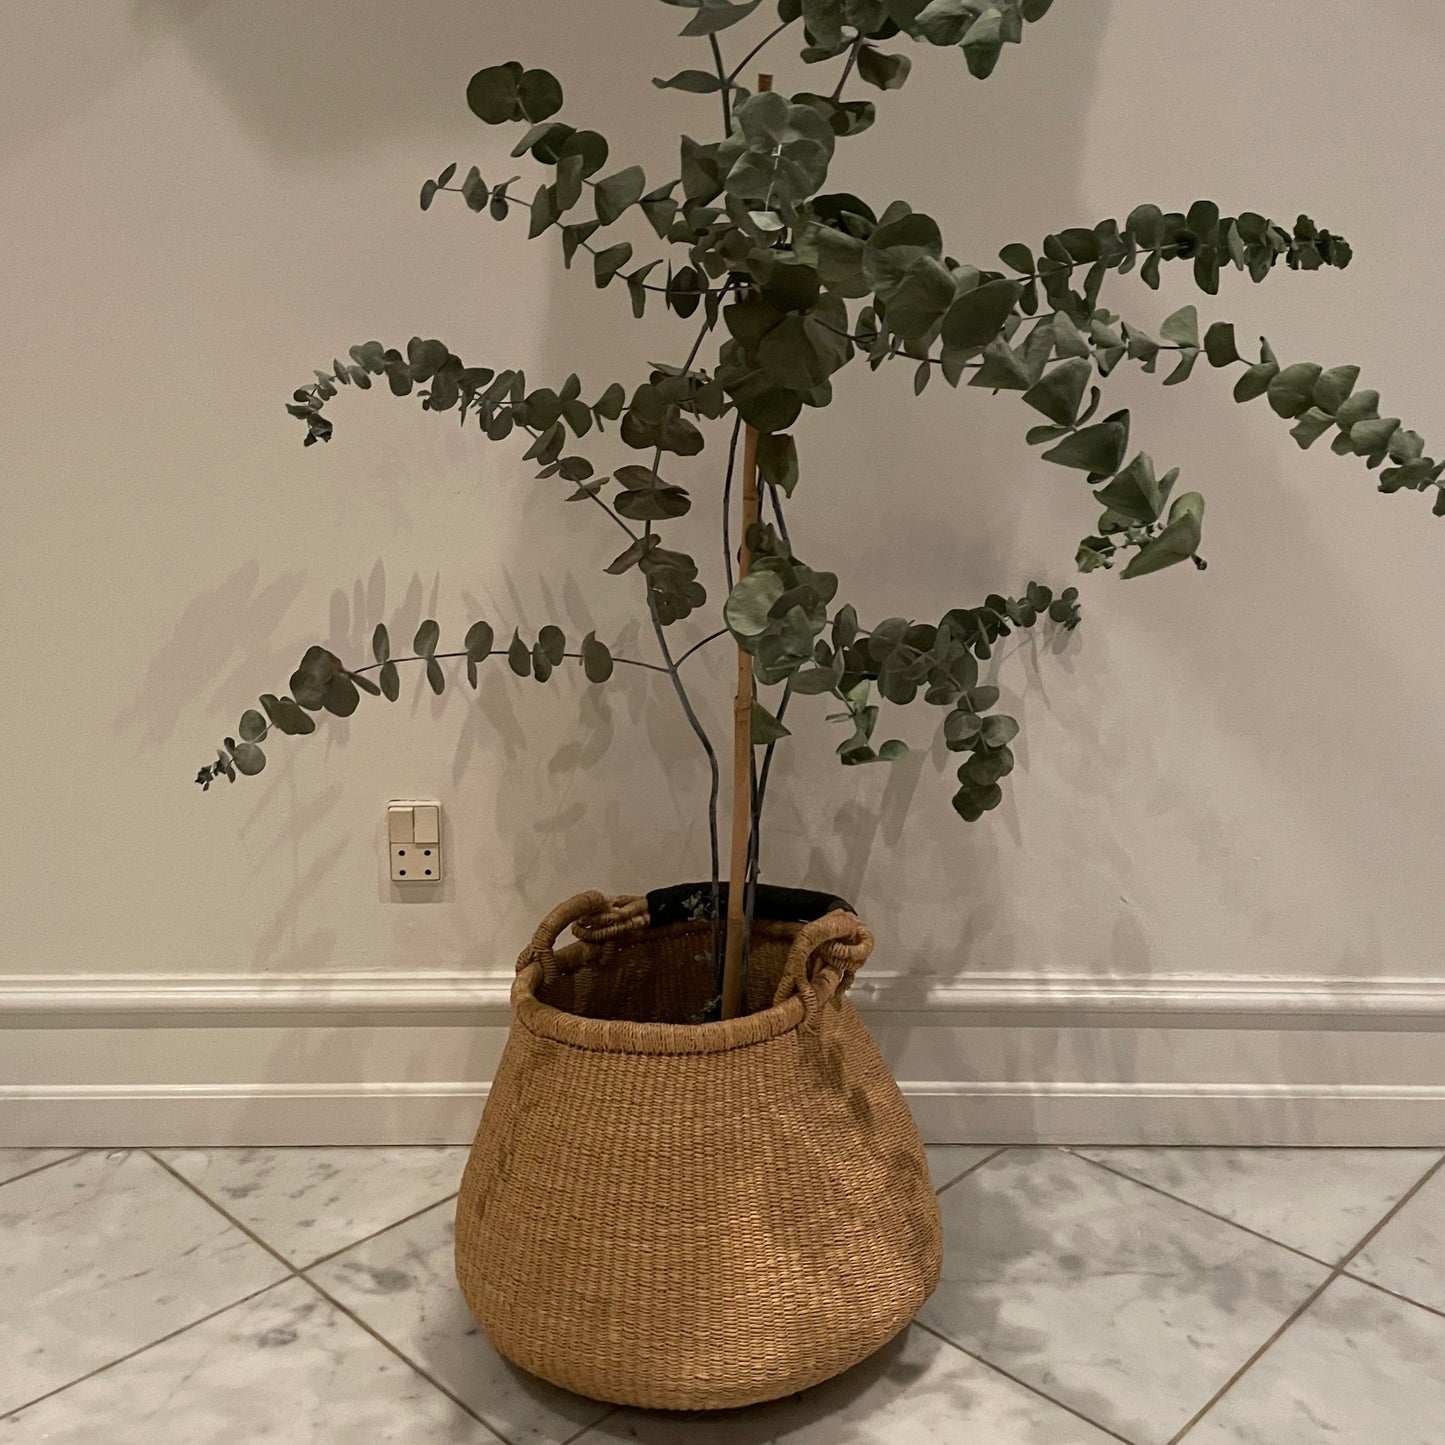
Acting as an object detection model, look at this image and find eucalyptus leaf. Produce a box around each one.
[581,631,614,682]
[751,701,792,745]
[508,630,531,678]
[1121,508,1203,579]
[232,742,266,776]
[595,165,646,226]
[725,572,786,638]
[1023,357,1091,426]
[414,619,440,656]
[941,278,1021,351]
[1041,411,1130,474]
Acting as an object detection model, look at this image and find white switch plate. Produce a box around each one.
[387,801,442,883]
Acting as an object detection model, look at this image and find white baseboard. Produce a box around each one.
[9,969,1445,1025]
[4,970,1445,1146]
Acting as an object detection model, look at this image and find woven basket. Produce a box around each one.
[453,885,942,1411]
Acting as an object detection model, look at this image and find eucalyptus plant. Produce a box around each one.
[198,0,1438,1014]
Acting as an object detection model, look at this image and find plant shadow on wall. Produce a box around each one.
[128,0,515,152]
[164,0,1445,1031]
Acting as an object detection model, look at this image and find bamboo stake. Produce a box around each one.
[720,73,774,1022]
[721,424,761,1020]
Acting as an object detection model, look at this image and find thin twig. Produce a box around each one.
[676,629,729,667]
[724,20,794,85]
[766,480,791,544]
[830,36,862,101]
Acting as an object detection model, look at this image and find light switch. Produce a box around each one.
[413,804,439,844]
[387,801,442,883]
[387,805,414,843]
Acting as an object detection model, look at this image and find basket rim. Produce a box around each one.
[510,918,825,1056]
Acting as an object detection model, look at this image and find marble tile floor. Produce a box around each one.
[0,1143,1442,1444]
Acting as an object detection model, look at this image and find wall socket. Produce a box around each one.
[387,801,442,883]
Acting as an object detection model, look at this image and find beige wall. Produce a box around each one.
[4,0,1444,992]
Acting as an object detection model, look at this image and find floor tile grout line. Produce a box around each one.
[935,1145,1010,1196]
[302,1191,460,1270]
[1060,1149,1339,1269]
[143,1150,308,1277]
[0,1149,89,1192]
[912,1320,1142,1445]
[290,1270,518,1445]
[1338,1267,1445,1323]
[0,1278,292,1423]
[560,1407,618,1444]
[1167,1152,1445,1443]
[1333,1153,1445,1273]
[144,1150,536,1441]
[143,1150,458,1277]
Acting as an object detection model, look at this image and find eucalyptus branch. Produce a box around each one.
[434,184,680,293]
[197,627,659,789]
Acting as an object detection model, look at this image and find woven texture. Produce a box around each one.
[454,890,942,1411]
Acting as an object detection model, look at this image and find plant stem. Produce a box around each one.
[709,33,732,133]
[724,20,794,85]
[645,596,723,979]
[766,480,791,543]
[721,413,743,593]
[831,36,862,101]
[642,307,729,977]
[676,629,729,666]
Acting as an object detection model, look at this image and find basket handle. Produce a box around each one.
[772,909,875,1027]
[516,891,648,984]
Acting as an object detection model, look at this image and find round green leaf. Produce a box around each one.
[614,483,691,521]
[517,68,564,122]
[464,621,494,661]
[414,619,440,656]
[321,674,360,717]
[538,624,566,665]
[724,572,785,639]
[981,714,1020,747]
[231,742,266,776]
[581,632,614,683]
[466,63,524,125]
[944,711,982,750]
[238,709,266,743]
